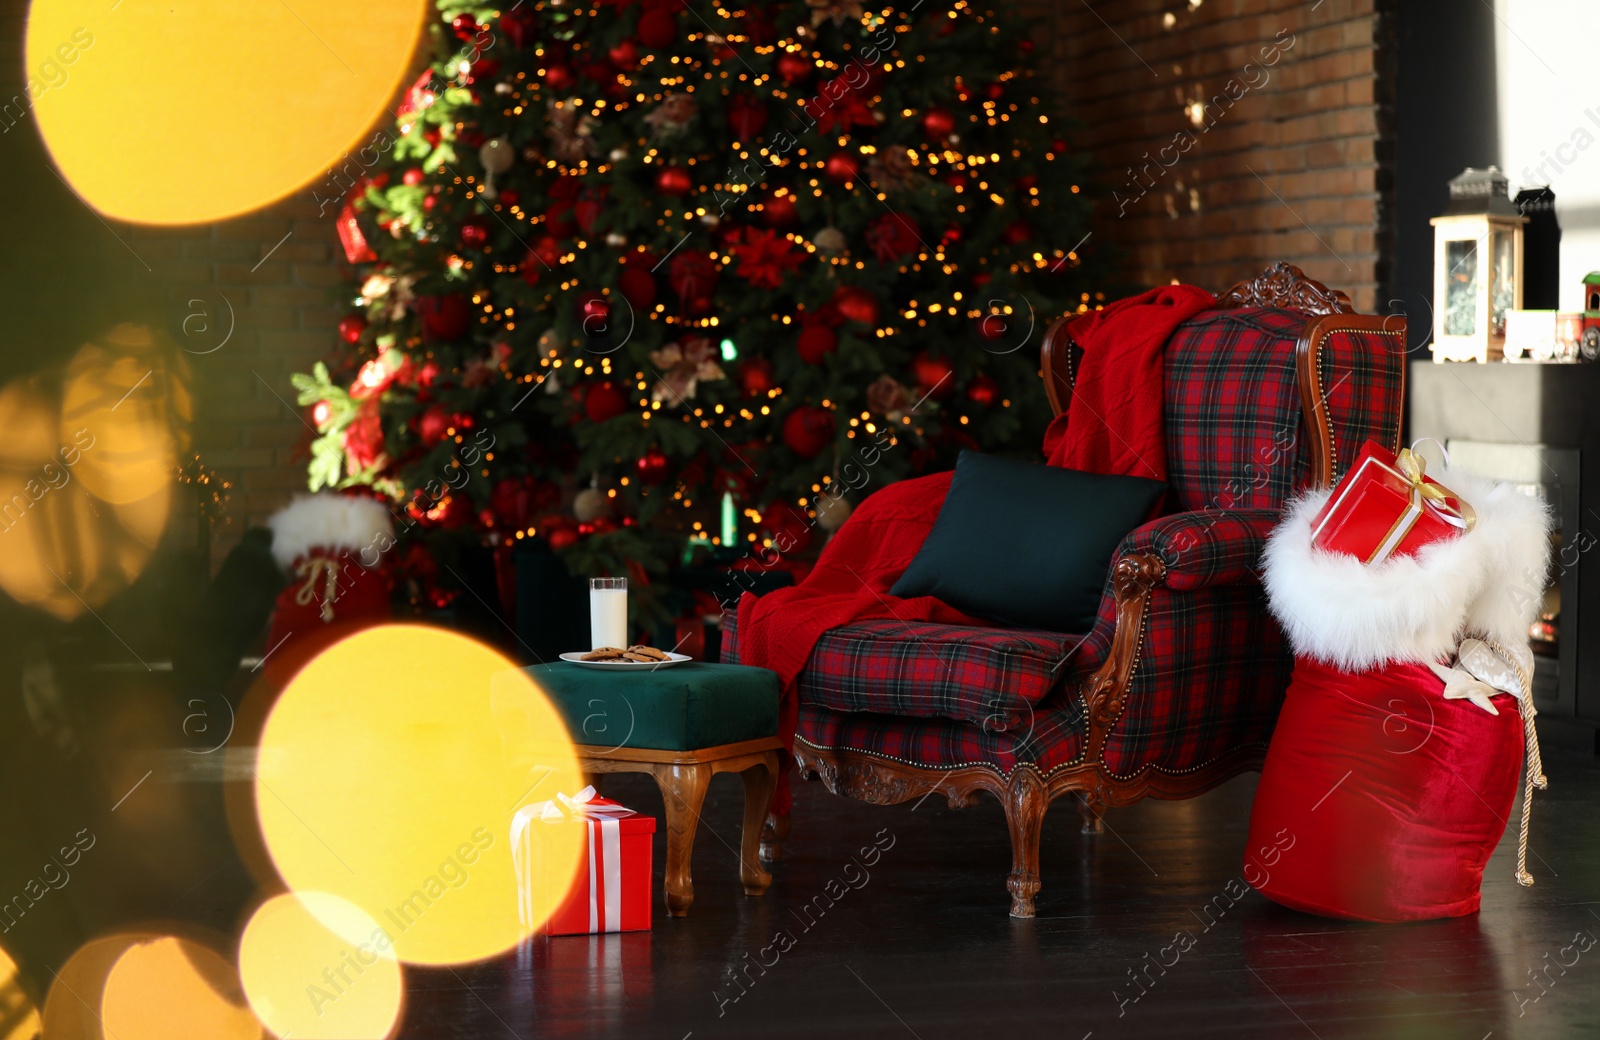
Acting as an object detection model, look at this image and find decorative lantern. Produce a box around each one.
[1430,167,1526,363]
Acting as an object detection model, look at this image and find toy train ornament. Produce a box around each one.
[1501,271,1600,363]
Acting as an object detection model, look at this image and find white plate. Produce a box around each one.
[558,651,693,669]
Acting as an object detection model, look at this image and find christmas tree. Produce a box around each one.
[294,0,1098,613]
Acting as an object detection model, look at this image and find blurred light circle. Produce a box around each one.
[0,941,42,1039]
[61,325,189,506]
[26,0,429,224]
[255,625,584,965]
[101,937,260,1040]
[239,892,402,1040]
[44,932,258,1039]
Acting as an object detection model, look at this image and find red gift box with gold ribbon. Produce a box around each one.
[511,786,655,936]
[1309,441,1475,564]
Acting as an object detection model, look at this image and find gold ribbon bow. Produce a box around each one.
[293,556,340,623]
[1394,447,1476,531]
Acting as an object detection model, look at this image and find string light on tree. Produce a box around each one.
[292,0,1097,610]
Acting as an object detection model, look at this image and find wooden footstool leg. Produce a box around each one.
[739,752,778,896]
[655,761,711,917]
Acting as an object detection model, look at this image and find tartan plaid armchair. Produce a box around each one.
[724,265,1405,917]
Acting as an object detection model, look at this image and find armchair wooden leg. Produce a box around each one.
[655,761,711,917]
[760,811,791,864]
[1002,769,1046,918]
[1077,793,1105,835]
[739,752,778,895]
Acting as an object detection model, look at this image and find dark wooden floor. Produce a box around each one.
[397,746,1600,1040]
[3,667,1597,1039]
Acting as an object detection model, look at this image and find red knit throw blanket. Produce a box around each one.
[736,285,1215,813]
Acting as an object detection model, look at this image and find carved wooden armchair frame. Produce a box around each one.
[790,264,1406,916]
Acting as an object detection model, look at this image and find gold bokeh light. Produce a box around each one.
[101,936,261,1040]
[239,892,402,1040]
[0,324,186,619]
[255,625,584,965]
[26,0,428,224]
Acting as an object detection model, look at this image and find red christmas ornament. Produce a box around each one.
[343,403,385,470]
[985,82,1005,101]
[976,307,1009,341]
[578,292,611,330]
[402,167,425,186]
[763,505,814,554]
[782,406,835,459]
[911,353,956,399]
[725,93,768,140]
[608,39,640,69]
[465,57,500,84]
[761,190,797,227]
[966,373,999,407]
[668,250,718,313]
[417,294,470,341]
[656,165,693,196]
[459,219,490,249]
[544,63,576,91]
[823,151,859,184]
[337,314,366,344]
[865,213,922,263]
[417,361,441,388]
[738,357,774,396]
[546,524,580,550]
[830,285,880,327]
[797,324,838,364]
[636,447,670,485]
[584,381,629,423]
[418,404,450,446]
[618,266,657,309]
[520,235,563,287]
[637,8,677,49]
[921,106,956,140]
[575,187,608,235]
[421,191,439,213]
[776,53,814,84]
[499,6,538,49]
[450,14,478,40]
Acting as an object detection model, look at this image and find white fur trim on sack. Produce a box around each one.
[1262,465,1550,671]
[267,494,394,571]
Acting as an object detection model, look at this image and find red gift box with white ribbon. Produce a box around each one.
[511,786,654,935]
[1309,440,1475,564]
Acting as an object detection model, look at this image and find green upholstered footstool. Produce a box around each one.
[522,661,782,916]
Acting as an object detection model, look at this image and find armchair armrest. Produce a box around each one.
[1113,508,1280,592]
[1074,508,1283,789]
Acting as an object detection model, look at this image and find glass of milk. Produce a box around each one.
[589,577,628,649]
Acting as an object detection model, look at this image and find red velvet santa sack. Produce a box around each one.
[1247,659,1523,920]
[1250,458,1550,922]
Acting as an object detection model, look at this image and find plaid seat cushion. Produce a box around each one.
[796,698,1086,778]
[795,619,1088,731]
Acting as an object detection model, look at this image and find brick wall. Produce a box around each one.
[1042,0,1394,313]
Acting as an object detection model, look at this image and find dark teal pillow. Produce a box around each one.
[890,452,1165,632]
